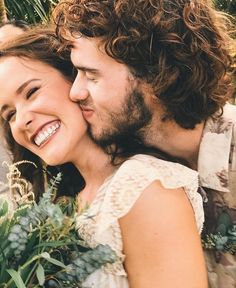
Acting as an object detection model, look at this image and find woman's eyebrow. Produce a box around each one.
[0,78,41,117]
[0,104,8,116]
[16,78,40,95]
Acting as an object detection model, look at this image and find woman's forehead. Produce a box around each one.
[0,56,55,77]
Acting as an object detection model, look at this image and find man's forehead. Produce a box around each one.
[70,37,106,64]
[71,36,102,50]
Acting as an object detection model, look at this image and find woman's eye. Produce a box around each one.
[5,110,16,122]
[26,87,39,99]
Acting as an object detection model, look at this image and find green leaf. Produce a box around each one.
[40,253,66,268]
[4,0,60,24]
[36,264,45,286]
[19,231,38,264]
[40,252,50,259]
[6,269,27,288]
[0,200,8,217]
[216,212,232,235]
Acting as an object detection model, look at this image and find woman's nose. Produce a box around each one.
[16,109,34,131]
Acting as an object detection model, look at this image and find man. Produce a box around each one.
[54,0,236,286]
[0,20,29,195]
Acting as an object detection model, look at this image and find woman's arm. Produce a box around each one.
[119,180,208,288]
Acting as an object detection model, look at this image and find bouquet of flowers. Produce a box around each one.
[0,162,116,288]
[202,211,236,254]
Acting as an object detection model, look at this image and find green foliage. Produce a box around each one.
[202,211,236,254]
[214,0,236,15]
[1,0,235,25]
[0,0,235,25]
[0,172,117,287]
[3,0,59,24]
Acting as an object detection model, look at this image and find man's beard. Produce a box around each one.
[88,87,152,148]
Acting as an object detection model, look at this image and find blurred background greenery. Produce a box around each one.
[214,0,236,15]
[0,0,235,102]
[0,0,235,26]
[0,0,59,24]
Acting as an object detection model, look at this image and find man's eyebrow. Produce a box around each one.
[74,66,100,75]
[16,78,40,95]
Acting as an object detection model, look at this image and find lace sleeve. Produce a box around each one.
[95,154,204,238]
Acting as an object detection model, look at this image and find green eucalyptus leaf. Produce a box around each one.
[216,223,227,235]
[228,225,236,236]
[36,263,45,285]
[215,235,228,250]
[6,269,27,288]
[216,212,232,235]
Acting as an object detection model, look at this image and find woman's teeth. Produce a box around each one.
[34,123,60,146]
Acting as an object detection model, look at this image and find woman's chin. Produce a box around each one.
[44,158,65,167]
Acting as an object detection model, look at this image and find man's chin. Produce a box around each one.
[88,127,140,150]
[88,127,113,147]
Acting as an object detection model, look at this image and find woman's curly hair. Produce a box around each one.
[54,0,235,129]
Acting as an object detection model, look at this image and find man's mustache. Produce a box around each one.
[77,99,90,106]
[77,99,94,110]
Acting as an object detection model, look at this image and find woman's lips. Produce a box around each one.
[33,121,61,146]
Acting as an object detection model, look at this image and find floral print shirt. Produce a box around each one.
[198,103,236,288]
[199,104,236,194]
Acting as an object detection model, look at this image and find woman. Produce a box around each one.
[0,19,30,197]
[0,27,207,287]
[0,20,30,43]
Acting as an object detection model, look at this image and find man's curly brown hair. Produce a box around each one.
[54,0,235,129]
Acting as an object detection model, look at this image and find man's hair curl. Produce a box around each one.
[54,0,235,128]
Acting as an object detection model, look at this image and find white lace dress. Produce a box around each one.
[75,154,204,288]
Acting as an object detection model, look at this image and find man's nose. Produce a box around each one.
[69,77,89,102]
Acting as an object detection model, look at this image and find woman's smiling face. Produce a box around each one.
[0,56,88,166]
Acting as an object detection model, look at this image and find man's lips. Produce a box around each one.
[79,104,93,111]
[80,105,94,119]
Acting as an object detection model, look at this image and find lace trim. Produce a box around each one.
[96,155,204,235]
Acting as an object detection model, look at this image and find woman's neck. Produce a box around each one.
[72,137,116,201]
